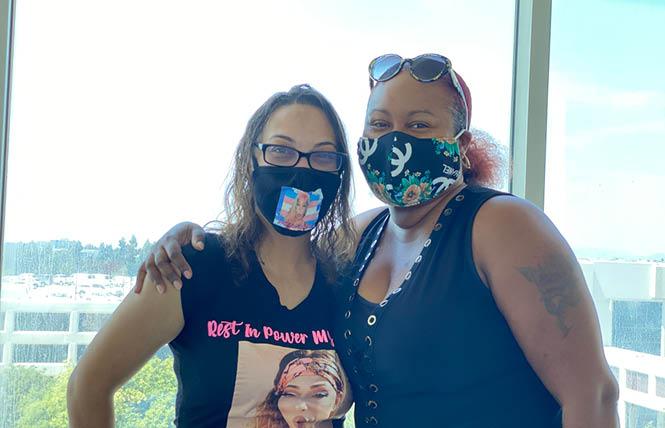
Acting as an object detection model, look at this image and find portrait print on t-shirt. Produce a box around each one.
[226,342,350,428]
[273,187,323,232]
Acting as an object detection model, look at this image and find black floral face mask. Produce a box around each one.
[358,130,463,207]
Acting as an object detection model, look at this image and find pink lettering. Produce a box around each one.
[244,324,261,338]
[207,320,243,339]
[312,329,330,345]
[208,321,218,337]
[262,326,310,345]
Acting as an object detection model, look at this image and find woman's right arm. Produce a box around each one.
[67,274,184,427]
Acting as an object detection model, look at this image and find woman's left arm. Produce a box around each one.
[474,196,619,428]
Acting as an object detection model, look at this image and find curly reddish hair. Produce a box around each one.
[463,128,508,189]
[442,73,508,189]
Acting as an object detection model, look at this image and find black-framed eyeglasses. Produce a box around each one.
[253,143,347,172]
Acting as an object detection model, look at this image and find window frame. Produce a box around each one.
[510,0,552,207]
[0,0,14,278]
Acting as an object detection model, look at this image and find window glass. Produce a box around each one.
[0,1,515,426]
[547,1,665,426]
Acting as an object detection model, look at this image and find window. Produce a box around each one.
[546,0,665,426]
[612,301,662,356]
[0,1,516,426]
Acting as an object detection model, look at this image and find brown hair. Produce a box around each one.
[209,84,356,282]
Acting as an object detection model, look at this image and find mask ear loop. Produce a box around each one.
[453,128,470,171]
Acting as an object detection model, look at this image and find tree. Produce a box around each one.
[0,365,53,428]
[16,366,70,428]
[1,355,176,427]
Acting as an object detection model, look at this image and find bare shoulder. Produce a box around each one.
[352,206,387,237]
[472,194,574,281]
[474,195,559,243]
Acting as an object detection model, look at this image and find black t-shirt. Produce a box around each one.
[334,186,562,427]
[169,233,352,428]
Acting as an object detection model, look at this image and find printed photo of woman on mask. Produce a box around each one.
[275,188,320,232]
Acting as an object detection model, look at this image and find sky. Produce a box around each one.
[2,0,664,260]
[544,0,665,259]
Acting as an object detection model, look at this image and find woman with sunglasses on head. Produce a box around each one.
[136,55,619,428]
[67,84,353,428]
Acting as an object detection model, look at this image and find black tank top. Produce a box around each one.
[334,186,562,427]
[169,233,351,427]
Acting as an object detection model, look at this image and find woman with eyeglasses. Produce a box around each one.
[67,84,353,428]
[133,54,619,427]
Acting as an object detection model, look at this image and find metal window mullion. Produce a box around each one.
[0,0,14,284]
[510,0,552,209]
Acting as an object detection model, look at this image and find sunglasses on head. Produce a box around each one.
[368,53,469,129]
[369,53,452,85]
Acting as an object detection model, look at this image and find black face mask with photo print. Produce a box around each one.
[252,166,341,237]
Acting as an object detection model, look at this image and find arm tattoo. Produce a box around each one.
[517,253,581,337]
